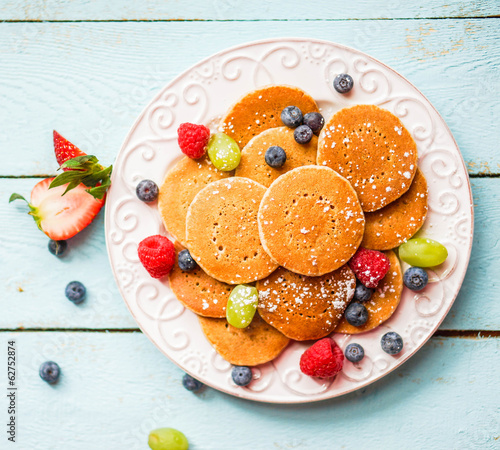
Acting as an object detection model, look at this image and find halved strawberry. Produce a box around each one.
[53,130,87,170]
[51,130,112,200]
[10,178,104,240]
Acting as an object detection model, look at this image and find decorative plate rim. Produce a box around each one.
[104,37,474,404]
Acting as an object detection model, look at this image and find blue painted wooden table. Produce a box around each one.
[1,1,499,448]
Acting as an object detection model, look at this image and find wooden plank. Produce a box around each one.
[5,331,499,448]
[0,20,498,176]
[0,0,499,21]
[0,177,498,330]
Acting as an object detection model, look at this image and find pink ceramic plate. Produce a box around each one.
[105,38,473,403]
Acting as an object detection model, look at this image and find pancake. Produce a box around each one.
[158,156,231,246]
[168,243,231,318]
[186,177,278,284]
[198,313,290,366]
[220,85,319,149]
[362,168,428,250]
[334,250,403,334]
[258,166,365,276]
[257,265,355,341]
[317,105,418,212]
[235,127,318,188]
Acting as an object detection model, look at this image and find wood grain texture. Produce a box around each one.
[1,177,498,330]
[0,20,498,176]
[5,331,499,449]
[1,0,499,21]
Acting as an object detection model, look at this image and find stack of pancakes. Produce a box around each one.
[158,86,428,366]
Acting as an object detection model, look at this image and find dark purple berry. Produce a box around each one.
[136,179,159,203]
[334,73,354,93]
[281,106,303,128]
[303,112,325,134]
[294,125,313,144]
[344,302,368,327]
[381,332,403,355]
[48,239,67,257]
[265,146,287,168]
[39,361,61,384]
[182,373,203,392]
[345,343,365,363]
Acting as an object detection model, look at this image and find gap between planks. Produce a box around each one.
[1,16,500,23]
[0,328,498,338]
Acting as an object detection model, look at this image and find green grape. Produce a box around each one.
[399,238,448,267]
[148,428,188,450]
[207,133,241,171]
[226,285,259,328]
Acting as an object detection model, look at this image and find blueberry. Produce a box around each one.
[344,302,368,327]
[48,239,67,257]
[381,331,403,355]
[353,280,373,302]
[136,179,159,203]
[281,106,303,128]
[294,125,313,144]
[345,343,365,363]
[65,281,86,304]
[334,73,354,94]
[39,361,61,384]
[182,373,203,392]
[178,249,197,272]
[403,267,428,291]
[265,146,287,168]
[231,366,252,386]
[303,112,325,134]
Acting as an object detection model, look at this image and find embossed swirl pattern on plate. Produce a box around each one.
[105,38,473,403]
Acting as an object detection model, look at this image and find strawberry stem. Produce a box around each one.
[50,155,113,200]
[9,193,43,231]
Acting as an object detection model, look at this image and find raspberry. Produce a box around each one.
[299,338,344,378]
[349,247,390,288]
[177,123,210,159]
[138,235,175,279]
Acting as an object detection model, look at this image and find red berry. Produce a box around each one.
[177,123,210,159]
[137,235,176,279]
[349,247,390,288]
[10,178,104,240]
[299,338,344,378]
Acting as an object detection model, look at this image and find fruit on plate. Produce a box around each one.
[333,73,354,93]
[52,130,112,200]
[293,124,313,144]
[136,179,159,203]
[206,133,241,171]
[349,247,390,289]
[177,122,210,159]
[137,235,176,279]
[345,343,365,363]
[10,178,105,240]
[265,145,287,168]
[299,338,344,378]
[231,366,253,386]
[226,285,259,329]
[403,267,429,291]
[344,302,369,327]
[381,331,404,355]
[352,280,373,302]
[148,428,189,450]
[281,106,303,128]
[398,238,448,267]
[303,112,325,134]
